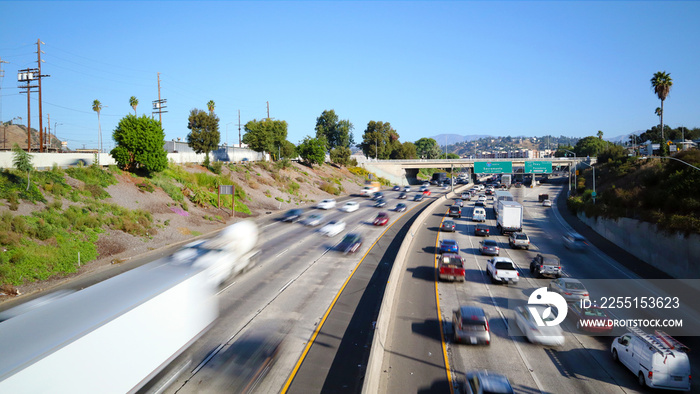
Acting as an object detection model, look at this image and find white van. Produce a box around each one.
[472,207,486,222]
[611,328,691,391]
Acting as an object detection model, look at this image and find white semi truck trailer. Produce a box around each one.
[0,221,258,393]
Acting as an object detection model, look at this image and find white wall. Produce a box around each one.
[0,148,268,170]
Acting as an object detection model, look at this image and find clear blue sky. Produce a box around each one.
[1,1,698,151]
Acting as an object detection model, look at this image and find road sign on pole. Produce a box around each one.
[524,161,552,174]
[474,161,513,174]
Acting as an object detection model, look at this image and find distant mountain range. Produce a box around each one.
[604,131,645,144]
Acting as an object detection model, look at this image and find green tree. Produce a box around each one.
[597,130,604,139]
[574,136,610,157]
[110,114,168,174]
[92,99,103,154]
[360,121,400,159]
[414,137,441,159]
[280,140,297,160]
[651,71,673,142]
[330,146,352,166]
[207,100,216,115]
[315,110,354,152]
[187,108,220,167]
[242,118,288,158]
[439,153,460,159]
[297,136,326,167]
[129,96,139,116]
[554,144,575,158]
[12,143,33,190]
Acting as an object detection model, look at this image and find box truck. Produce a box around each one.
[496,201,523,234]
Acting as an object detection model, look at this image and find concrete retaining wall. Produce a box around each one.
[577,213,700,278]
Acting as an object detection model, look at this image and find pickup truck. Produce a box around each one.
[437,254,465,282]
[508,232,530,250]
[486,257,520,285]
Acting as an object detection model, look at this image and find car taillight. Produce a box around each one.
[564,292,572,295]
[648,371,653,380]
[485,320,489,331]
[516,272,520,276]
[495,247,499,251]
[583,293,589,296]
[558,266,561,270]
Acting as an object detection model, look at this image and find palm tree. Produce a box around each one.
[651,71,673,142]
[129,96,139,116]
[92,99,102,154]
[597,130,603,140]
[206,100,215,115]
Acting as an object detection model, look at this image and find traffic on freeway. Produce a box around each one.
[380,175,699,393]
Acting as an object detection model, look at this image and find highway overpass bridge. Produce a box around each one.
[360,157,588,185]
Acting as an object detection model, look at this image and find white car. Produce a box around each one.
[319,220,346,237]
[542,199,552,207]
[302,213,324,227]
[317,199,336,210]
[340,201,359,213]
[514,305,565,346]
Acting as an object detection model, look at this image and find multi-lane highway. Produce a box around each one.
[142,186,447,393]
[380,179,700,393]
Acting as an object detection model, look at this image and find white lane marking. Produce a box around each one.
[278,279,294,294]
[192,343,225,375]
[217,281,237,296]
[275,248,289,259]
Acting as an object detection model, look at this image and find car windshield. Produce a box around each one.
[442,256,463,266]
[565,282,585,290]
[515,234,527,240]
[483,240,497,246]
[442,240,456,246]
[443,221,454,226]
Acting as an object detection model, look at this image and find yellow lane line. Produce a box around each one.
[435,207,454,394]
[280,201,419,393]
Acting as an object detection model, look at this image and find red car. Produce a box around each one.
[567,303,613,333]
[422,189,431,196]
[373,212,389,226]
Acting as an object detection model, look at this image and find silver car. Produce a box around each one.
[548,278,590,303]
[514,305,565,346]
[452,306,490,345]
[563,232,588,251]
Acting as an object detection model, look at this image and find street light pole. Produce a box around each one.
[564,150,576,195]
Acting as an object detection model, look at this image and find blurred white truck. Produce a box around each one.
[0,221,258,393]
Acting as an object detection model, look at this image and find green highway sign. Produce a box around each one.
[474,161,513,174]
[524,161,552,174]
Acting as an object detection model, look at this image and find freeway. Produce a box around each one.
[382,179,700,393]
[143,186,447,393]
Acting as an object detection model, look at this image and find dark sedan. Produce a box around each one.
[567,303,613,333]
[474,224,490,237]
[373,199,387,208]
[397,192,408,199]
[413,194,424,202]
[441,220,456,232]
[372,192,384,201]
[337,233,362,254]
[394,203,407,212]
[479,239,500,256]
[282,209,303,222]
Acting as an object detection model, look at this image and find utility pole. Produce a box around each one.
[152,72,167,124]
[18,68,39,151]
[0,57,7,127]
[237,109,242,147]
[37,39,50,153]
